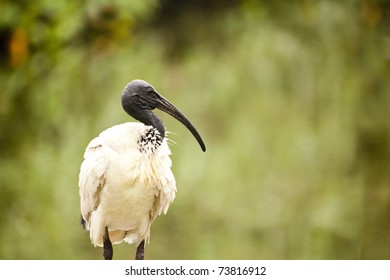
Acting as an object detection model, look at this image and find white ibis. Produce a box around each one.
[78,80,205,260]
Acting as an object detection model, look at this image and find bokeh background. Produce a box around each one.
[1,0,389,260]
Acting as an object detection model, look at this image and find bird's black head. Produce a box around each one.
[121,79,206,152]
[121,80,164,135]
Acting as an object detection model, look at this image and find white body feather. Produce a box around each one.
[78,122,176,247]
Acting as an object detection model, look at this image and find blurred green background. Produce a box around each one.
[0,0,389,260]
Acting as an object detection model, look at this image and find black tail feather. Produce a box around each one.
[80,215,86,230]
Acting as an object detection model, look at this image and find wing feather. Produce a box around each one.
[78,138,108,229]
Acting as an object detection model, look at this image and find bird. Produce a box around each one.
[78,79,205,260]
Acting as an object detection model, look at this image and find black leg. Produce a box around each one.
[103,227,113,260]
[135,240,145,260]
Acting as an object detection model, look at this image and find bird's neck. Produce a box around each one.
[132,110,165,138]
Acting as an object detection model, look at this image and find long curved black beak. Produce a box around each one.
[154,93,206,152]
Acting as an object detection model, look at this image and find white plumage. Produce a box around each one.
[79,122,176,248]
[78,80,205,260]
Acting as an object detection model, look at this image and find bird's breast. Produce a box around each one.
[98,123,175,229]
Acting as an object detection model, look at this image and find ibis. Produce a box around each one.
[78,80,205,260]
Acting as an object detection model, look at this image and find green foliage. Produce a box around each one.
[0,0,389,259]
